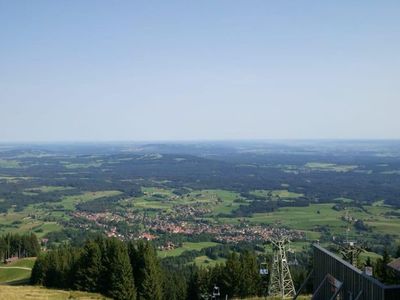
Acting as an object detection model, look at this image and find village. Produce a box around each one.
[71,208,304,251]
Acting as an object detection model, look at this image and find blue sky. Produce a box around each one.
[1,1,399,141]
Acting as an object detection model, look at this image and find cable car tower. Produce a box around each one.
[338,227,363,267]
[268,232,296,298]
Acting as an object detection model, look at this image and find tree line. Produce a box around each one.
[30,236,307,300]
[31,237,182,300]
[0,232,40,261]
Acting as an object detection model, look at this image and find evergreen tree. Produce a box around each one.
[30,254,48,285]
[0,238,5,261]
[375,248,396,284]
[196,267,211,300]
[75,240,102,292]
[162,271,187,300]
[44,250,61,287]
[95,236,110,295]
[106,238,136,300]
[210,263,227,298]
[129,241,163,300]
[41,245,79,289]
[28,233,41,257]
[224,252,241,297]
[238,251,260,297]
[186,267,200,300]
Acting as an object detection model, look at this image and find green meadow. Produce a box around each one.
[158,242,219,258]
[192,255,227,267]
[250,189,304,199]
[0,258,36,284]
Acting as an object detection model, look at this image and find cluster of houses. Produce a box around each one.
[72,209,304,246]
[171,202,211,218]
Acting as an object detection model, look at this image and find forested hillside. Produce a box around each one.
[30,236,311,300]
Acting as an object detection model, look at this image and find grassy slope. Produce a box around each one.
[0,286,309,300]
[0,258,36,284]
[3,258,36,269]
[0,286,109,300]
[0,268,31,284]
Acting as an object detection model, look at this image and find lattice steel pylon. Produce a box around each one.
[340,242,363,267]
[268,233,296,299]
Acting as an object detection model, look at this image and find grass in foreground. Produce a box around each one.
[0,285,109,300]
[0,268,31,284]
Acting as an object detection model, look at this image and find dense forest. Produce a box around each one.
[30,236,400,299]
[31,236,311,300]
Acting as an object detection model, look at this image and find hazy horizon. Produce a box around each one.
[2,138,400,146]
[1,1,400,142]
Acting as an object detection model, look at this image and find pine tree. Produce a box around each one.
[64,246,81,289]
[186,267,200,300]
[106,238,136,300]
[95,236,110,295]
[28,233,41,257]
[40,245,79,289]
[196,267,211,300]
[75,240,102,292]
[128,241,163,300]
[162,271,187,300]
[44,250,61,287]
[224,252,241,297]
[238,251,260,297]
[375,248,396,284]
[210,263,227,297]
[0,238,5,261]
[30,254,48,285]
